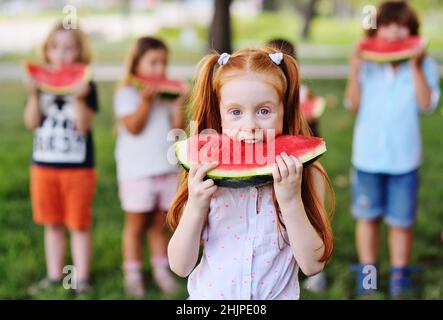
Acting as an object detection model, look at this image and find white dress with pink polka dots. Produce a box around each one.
[187,183,300,300]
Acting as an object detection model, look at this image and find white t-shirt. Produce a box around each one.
[114,86,179,181]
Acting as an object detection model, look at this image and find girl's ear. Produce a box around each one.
[280,54,302,134]
[190,53,222,134]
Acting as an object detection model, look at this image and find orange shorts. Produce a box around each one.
[30,165,97,230]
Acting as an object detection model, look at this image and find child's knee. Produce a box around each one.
[45,223,65,233]
[125,214,148,235]
[358,217,382,227]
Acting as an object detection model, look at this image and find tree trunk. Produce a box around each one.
[208,0,233,53]
[301,0,319,40]
[263,0,279,11]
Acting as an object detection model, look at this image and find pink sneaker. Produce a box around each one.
[151,256,178,294]
[123,261,145,298]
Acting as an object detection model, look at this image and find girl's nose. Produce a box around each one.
[242,115,257,132]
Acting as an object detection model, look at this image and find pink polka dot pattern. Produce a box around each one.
[187,184,300,300]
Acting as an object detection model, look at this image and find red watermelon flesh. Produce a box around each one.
[358,36,425,63]
[130,75,187,99]
[24,62,91,94]
[301,96,326,120]
[176,133,326,188]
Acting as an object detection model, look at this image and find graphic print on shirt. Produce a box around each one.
[33,92,87,163]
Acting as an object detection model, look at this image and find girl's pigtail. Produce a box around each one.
[190,53,222,134]
[279,54,306,136]
[270,50,335,262]
[167,53,221,232]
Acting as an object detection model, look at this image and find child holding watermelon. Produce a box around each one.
[345,0,440,299]
[114,37,187,297]
[167,47,334,300]
[24,22,98,295]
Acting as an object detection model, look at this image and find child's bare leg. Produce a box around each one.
[122,212,148,297]
[147,210,177,293]
[388,226,414,297]
[71,229,92,282]
[356,219,381,264]
[123,213,148,262]
[389,226,413,267]
[45,224,66,280]
[147,210,169,257]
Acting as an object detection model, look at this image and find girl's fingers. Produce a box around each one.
[194,162,219,182]
[189,164,199,179]
[201,179,215,189]
[207,185,218,195]
[281,152,296,174]
[291,155,303,173]
[272,163,281,183]
[276,154,289,178]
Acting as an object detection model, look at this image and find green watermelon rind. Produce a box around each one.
[24,62,92,95]
[175,137,327,188]
[360,50,415,63]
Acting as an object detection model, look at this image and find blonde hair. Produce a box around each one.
[167,47,335,262]
[41,21,92,64]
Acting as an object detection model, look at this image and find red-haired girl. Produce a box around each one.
[167,48,334,300]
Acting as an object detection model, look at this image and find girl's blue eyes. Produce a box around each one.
[230,108,271,116]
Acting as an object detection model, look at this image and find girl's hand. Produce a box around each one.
[349,46,362,75]
[24,77,38,97]
[73,82,90,100]
[411,45,426,69]
[187,163,219,212]
[140,84,159,102]
[272,152,303,205]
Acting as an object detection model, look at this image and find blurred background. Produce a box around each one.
[0,0,442,299]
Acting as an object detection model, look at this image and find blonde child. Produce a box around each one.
[25,22,98,295]
[167,48,334,300]
[114,37,186,297]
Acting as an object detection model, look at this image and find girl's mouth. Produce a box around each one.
[237,130,265,144]
[223,129,276,144]
[242,138,263,144]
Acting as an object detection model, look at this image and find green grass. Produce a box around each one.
[0,80,442,299]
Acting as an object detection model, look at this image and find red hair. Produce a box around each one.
[167,48,334,262]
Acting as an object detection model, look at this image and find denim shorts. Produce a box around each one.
[351,167,419,228]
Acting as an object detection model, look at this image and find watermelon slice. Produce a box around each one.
[24,62,91,94]
[301,96,326,120]
[175,133,326,188]
[130,75,187,100]
[358,36,425,63]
